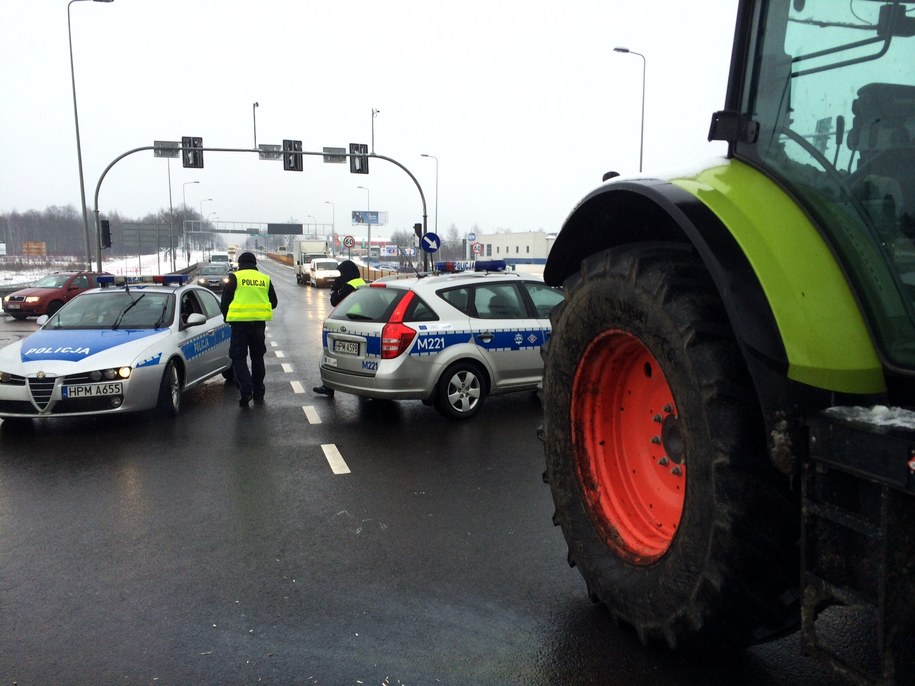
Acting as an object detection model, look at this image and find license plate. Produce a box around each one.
[333,340,360,356]
[62,382,123,398]
[6,303,19,310]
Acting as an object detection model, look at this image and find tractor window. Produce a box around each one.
[739,0,915,368]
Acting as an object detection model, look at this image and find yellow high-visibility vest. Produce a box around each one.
[226,269,273,322]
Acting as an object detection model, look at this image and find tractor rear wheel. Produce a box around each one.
[542,242,799,649]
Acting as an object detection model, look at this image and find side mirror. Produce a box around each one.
[184,313,207,327]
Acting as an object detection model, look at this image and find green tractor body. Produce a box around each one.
[541,1,915,681]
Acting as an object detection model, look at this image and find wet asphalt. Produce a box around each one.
[0,261,854,685]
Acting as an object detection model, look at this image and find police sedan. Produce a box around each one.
[0,275,232,421]
[317,261,564,419]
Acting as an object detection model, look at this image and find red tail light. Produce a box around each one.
[381,290,416,359]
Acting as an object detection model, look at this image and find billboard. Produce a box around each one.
[351,211,386,225]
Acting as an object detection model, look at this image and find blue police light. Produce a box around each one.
[98,274,189,287]
[473,260,507,272]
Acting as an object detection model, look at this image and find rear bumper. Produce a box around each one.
[319,363,434,400]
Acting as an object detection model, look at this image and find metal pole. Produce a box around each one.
[69,0,114,270]
[421,153,439,236]
[253,101,259,148]
[325,201,335,256]
[358,186,370,261]
[613,47,646,173]
[182,180,199,268]
[371,108,380,153]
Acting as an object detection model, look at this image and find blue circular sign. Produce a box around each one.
[421,232,441,253]
[467,232,476,241]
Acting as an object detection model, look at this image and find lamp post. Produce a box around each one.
[613,46,646,173]
[252,101,259,148]
[371,108,381,153]
[421,153,439,237]
[325,201,335,255]
[357,185,370,260]
[68,0,114,270]
[307,214,316,237]
[197,199,213,259]
[182,181,199,267]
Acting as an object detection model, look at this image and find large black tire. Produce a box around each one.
[156,359,182,416]
[542,242,799,649]
[46,300,64,316]
[434,360,487,420]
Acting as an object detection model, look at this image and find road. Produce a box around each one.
[0,259,852,685]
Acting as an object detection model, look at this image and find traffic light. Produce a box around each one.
[181,136,204,169]
[100,219,112,249]
[349,143,369,174]
[414,223,423,239]
[283,139,303,172]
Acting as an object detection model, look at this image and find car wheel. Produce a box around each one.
[46,300,64,316]
[157,359,182,416]
[434,361,486,420]
[10,314,28,321]
[542,243,799,649]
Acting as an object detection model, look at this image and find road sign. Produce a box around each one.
[349,143,369,174]
[283,139,303,172]
[153,141,180,158]
[471,241,484,255]
[323,146,346,163]
[181,136,203,168]
[467,232,476,241]
[258,144,281,161]
[421,232,441,254]
[267,223,303,235]
[343,235,356,249]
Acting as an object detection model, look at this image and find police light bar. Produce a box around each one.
[97,274,189,287]
[433,260,507,273]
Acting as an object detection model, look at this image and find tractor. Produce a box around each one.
[540,1,915,683]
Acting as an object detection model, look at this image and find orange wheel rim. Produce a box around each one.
[572,330,685,563]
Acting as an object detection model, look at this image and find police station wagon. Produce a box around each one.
[317,261,564,419]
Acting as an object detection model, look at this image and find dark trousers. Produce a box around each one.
[229,321,267,398]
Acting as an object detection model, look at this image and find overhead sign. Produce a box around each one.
[153,140,180,158]
[181,136,203,168]
[323,146,347,163]
[352,211,380,225]
[258,144,282,161]
[267,223,303,235]
[349,143,369,174]
[421,232,441,254]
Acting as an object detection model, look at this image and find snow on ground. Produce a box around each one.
[0,251,213,288]
[824,405,915,429]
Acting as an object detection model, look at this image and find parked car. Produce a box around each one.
[2,271,110,320]
[307,258,341,287]
[0,274,232,420]
[195,263,231,291]
[317,260,564,419]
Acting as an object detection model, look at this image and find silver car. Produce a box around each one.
[318,263,564,419]
[0,275,232,421]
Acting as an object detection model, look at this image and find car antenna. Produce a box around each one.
[397,245,422,278]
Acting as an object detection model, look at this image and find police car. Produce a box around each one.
[0,275,232,421]
[318,260,564,419]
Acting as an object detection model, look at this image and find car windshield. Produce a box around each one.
[31,274,71,288]
[199,266,227,275]
[44,291,175,330]
[314,261,339,270]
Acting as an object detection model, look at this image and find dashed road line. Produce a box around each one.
[321,443,350,474]
[282,363,294,373]
[291,380,305,394]
[303,405,321,423]
[275,351,285,358]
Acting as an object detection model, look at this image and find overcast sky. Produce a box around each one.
[1,1,737,240]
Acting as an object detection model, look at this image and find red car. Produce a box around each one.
[2,271,110,320]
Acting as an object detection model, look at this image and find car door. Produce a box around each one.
[468,281,545,391]
[178,289,225,382]
[520,280,565,344]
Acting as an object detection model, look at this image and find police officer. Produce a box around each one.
[220,251,278,406]
[313,260,366,396]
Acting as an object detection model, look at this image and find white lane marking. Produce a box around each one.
[303,405,321,423]
[270,341,278,347]
[321,443,350,474]
[282,363,294,373]
[291,380,305,394]
[275,351,285,358]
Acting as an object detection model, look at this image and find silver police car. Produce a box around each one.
[0,275,232,421]
[318,261,564,419]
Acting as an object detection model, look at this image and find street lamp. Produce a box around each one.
[324,201,335,255]
[613,46,646,173]
[357,185,370,259]
[68,0,114,270]
[421,153,439,237]
[253,101,259,148]
[307,214,316,237]
[371,108,381,153]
